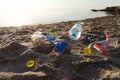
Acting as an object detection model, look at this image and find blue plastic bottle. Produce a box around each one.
[69,23,83,40]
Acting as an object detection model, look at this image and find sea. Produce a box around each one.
[0,9,111,27]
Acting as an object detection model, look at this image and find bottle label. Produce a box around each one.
[71,28,79,32]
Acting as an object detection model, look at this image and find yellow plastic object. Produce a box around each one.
[26,60,35,68]
[84,47,91,56]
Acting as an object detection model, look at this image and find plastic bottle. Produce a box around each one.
[69,23,83,40]
[31,31,45,47]
[31,31,44,41]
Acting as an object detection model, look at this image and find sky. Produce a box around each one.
[0,0,120,26]
[0,0,120,10]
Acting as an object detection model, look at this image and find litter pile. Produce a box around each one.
[0,16,120,80]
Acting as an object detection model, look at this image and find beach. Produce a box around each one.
[0,16,120,80]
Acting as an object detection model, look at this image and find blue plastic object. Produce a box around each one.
[45,35,55,42]
[55,41,67,55]
[84,35,90,40]
[45,35,68,55]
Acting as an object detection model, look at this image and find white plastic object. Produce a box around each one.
[31,31,44,42]
[69,23,83,40]
[88,38,119,51]
[31,31,46,47]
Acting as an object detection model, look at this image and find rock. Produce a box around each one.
[91,9,99,12]
[92,6,120,15]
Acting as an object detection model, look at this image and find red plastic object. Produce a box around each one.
[93,43,109,55]
[104,32,109,40]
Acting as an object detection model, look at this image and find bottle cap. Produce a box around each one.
[84,47,91,56]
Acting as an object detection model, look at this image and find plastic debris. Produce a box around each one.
[31,31,45,46]
[84,35,95,42]
[45,34,68,55]
[26,60,35,68]
[84,47,91,56]
[31,31,68,55]
[84,35,90,41]
[84,31,118,56]
[55,41,68,54]
[69,23,83,40]
[104,31,109,40]
[84,38,118,56]
[89,38,118,50]
[45,34,55,43]
[93,43,108,55]
[31,31,44,41]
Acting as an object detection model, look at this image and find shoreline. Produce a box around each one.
[0,15,112,28]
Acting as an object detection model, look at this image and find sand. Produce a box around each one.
[0,16,120,80]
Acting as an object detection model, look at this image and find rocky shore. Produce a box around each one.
[92,6,120,15]
[0,16,120,80]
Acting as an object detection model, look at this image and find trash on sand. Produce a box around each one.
[31,31,45,47]
[45,34,68,55]
[104,31,109,41]
[31,31,68,55]
[83,31,118,56]
[31,31,44,41]
[84,35,95,42]
[84,35,90,41]
[26,60,35,68]
[84,38,118,56]
[84,47,91,56]
[93,43,109,55]
[69,23,83,40]
[45,34,55,43]
[88,38,118,51]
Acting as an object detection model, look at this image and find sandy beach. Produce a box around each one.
[0,16,120,80]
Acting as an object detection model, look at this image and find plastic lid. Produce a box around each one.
[84,47,91,56]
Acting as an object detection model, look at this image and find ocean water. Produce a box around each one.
[0,9,110,27]
[38,9,109,24]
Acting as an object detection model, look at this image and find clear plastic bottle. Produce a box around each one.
[69,23,83,40]
[31,31,45,47]
[31,31,44,40]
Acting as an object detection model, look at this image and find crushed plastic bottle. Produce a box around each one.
[31,31,44,42]
[69,23,83,40]
[31,31,45,47]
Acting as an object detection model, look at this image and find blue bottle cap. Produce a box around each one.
[84,35,89,40]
